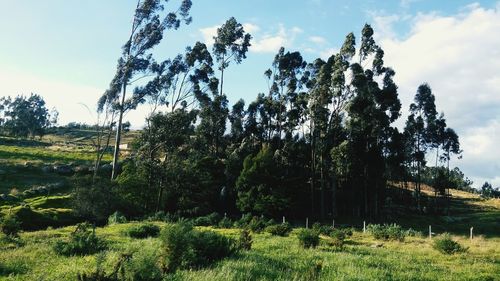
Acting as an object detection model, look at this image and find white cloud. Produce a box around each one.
[199,23,301,54]
[376,3,500,188]
[199,25,218,47]
[309,36,327,45]
[319,48,338,59]
[250,24,303,54]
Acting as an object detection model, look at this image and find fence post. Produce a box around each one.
[332,219,335,228]
[470,227,473,241]
[306,217,309,229]
[282,216,285,224]
[429,225,432,239]
[363,221,366,233]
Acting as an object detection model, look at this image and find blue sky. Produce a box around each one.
[1,0,499,188]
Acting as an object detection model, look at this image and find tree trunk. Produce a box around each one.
[111,82,127,180]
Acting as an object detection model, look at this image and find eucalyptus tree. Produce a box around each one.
[100,0,192,179]
[405,83,437,209]
[213,17,252,96]
[343,24,401,218]
[264,47,307,142]
[0,94,52,139]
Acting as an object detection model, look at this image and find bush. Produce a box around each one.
[297,229,320,248]
[238,228,252,250]
[433,234,467,254]
[217,216,233,228]
[160,222,236,273]
[327,229,346,249]
[193,212,221,226]
[312,223,334,236]
[124,249,162,281]
[54,222,107,256]
[367,223,406,241]
[126,223,160,239]
[0,215,21,237]
[265,222,292,236]
[108,211,127,225]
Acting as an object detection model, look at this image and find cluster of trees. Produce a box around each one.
[92,1,468,221]
[480,182,500,198]
[0,94,58,139]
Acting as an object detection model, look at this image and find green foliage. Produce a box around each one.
[312,223,334,236]
[237,228,252,251]
[297,228,320,248]
[124,250,162,281]
[217,216,233,228]
[327,229,346,249]
[265,222,292,236]
[72,177,124,223]
[160,222,237,273]
[433,234,467,254]
[367,223,406,241]
[0,215,21,237]
[194,212,221,226]
[236,147,290,217]
[54,222,107,256]
[126,223,160,239]
[107,211,127,225]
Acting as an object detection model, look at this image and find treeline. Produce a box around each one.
[0,94,58,139]
[86,1,469,222]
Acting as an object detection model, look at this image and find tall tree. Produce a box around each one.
[213,17,252,96]
[100,0,193,179]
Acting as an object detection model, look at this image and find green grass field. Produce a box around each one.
[0,132,499,280]
[0,222,498,280]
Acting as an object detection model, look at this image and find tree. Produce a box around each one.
[405,83,437,210]
[100,0,193,179]
[213,17,252,96]
[0,94,53,139]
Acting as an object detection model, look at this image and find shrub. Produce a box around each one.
[126,223,160,239]
[217,216,233,228]
[433,234,467,254]
[238,228,252,250]
[124,249,162,281]
[312,223,334,236]
[233,213,253,228]
[193,212,221,226]
[0,215,21,237]
[160,222,236,273]
[367,223,406,241]
[108,211,127,225]
[327,229,346,249]
[265,222,292,236]
[54,222,107,256]
[248,216,270,233]
[297,229,320,248]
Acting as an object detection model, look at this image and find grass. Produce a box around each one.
[0,223,498,280]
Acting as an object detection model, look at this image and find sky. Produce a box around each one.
[0,0,499,188]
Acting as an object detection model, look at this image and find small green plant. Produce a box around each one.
[107,211,127,225]
[193,212,221,226]
[248,216,268,233]
[433,234,467,254]
[54,222,107,256]
[265,222,292,236]
[367,223,406,241]
[297,228,320,248]
[217,216,233,228]
[0,215,21,237]
[238,228,253,250]
[160,222,237,273]
[126,223,160,239]
[327,229,346,249]
[312,222,333,235]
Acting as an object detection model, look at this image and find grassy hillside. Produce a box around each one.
[0,222,498,280]
[0,131,498,280]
